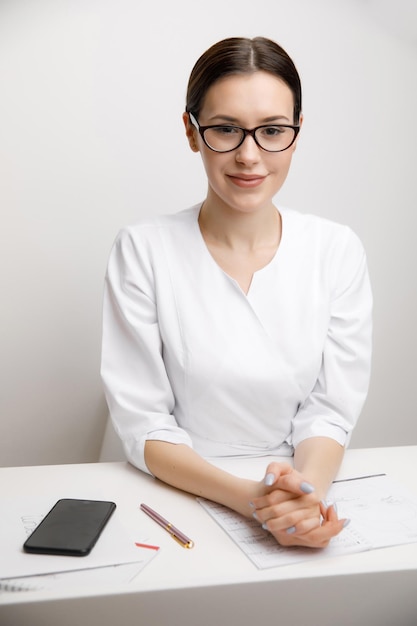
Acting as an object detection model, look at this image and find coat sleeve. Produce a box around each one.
[100,227,193,474]
[290,228,373,449]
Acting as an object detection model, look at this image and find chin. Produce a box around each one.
[226,194,276,214]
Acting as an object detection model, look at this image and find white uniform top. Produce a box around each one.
[101,204,372,474]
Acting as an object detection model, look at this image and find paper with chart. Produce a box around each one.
[198,474,417,569]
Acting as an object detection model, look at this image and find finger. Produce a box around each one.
[252,488,299,513]
[325,503,350,529]
[274,471,315,496]
[263,502,343,546]
[324,502,339,522]
[263,462,294,487]
[252,483,320,517]
[259,503,320,533]
[280,502,347,538]
[319,500,328,518]
[274,517,346,548]
[283,515,321,536]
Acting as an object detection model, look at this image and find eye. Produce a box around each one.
[260,126,286,137]
[212,126,241,135]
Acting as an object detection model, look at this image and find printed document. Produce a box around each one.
[198,474,417,569]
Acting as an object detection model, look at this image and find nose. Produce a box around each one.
[235,133,261,164]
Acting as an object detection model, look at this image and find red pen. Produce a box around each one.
[140,503,194,549]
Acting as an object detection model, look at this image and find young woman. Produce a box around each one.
[101,37,372,548]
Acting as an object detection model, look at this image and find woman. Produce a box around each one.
[101,37,372,548]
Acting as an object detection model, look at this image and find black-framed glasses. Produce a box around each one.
[189,112,300,153]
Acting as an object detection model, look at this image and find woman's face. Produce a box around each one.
[184,71,301,215]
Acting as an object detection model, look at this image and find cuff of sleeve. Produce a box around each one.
[291,423,350,450]
[123,430,194,475]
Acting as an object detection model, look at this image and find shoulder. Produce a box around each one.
[280,207,365,257]
[280,207,369,294]
[107,204,201,270]
[117,204,200,244]
[106,205,202,286]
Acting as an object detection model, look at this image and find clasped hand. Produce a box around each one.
[250,462,348,549]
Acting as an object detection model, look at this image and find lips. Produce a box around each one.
[228,174,266,188]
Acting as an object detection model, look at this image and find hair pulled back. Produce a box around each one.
[185,37,302,124]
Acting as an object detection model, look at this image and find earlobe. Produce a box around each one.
[189,137,199,152]
[182,112,200,152]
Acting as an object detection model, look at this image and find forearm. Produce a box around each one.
[144,440,259,517]
[293,436,345,499]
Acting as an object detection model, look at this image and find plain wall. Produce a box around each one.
[1,0,416,467]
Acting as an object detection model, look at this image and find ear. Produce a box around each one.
[182,112,200,153]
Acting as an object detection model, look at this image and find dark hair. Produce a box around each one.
[185,37,302,124]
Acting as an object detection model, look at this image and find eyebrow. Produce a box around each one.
[206,114,291,124]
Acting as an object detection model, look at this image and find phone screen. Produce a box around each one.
[23,498,116,556]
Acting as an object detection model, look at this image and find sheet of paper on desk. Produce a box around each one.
[198,474,417,569]
[0,496,159,587]
[0,563,148,593]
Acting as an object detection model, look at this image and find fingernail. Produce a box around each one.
[252,511,259,521]
[264,472,275,486]
[262,523,269,531]
[286,526,296,534]
[249,501,255,508]
[343,518,351,528]
[320,499,328,509]
[300,481,315,494]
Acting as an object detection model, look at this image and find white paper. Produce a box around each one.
[0,563,148,593]
[198,474,417,569]
[0,496,160,582]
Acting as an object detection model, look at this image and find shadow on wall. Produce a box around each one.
[99,416,126,462]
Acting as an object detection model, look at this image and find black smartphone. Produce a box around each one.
[23,498,116,556]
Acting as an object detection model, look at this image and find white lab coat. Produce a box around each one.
[101,204,372,473]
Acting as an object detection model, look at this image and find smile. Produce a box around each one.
[228,174,266,188]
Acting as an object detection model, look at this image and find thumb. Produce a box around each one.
[263,462,293,486]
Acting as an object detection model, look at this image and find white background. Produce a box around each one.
[1,0,416,466]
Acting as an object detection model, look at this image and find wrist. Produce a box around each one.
[294,437,345,499]
[227,478,265,518]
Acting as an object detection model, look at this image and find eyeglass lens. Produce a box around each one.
[203,125,296,152]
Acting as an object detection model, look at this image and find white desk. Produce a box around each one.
[1,446,417,626]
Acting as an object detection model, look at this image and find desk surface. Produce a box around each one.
[1,446,417,626]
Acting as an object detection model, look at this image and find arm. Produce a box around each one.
[145,439,345,548]
[294,436,344,499]
[101,227,194,473]
[251,230,372,547]
[145,440,308,518]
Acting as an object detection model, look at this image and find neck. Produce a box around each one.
[198,199,281,252]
